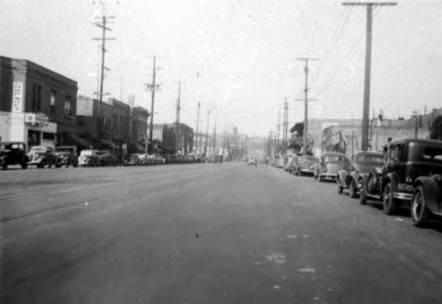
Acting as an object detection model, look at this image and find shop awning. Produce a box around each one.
[64,133,92,148]
[100,139,117,149]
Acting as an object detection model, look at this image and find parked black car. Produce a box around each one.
[337,151,383,197]
[359,139,442,226]
[55,146,78,168]
[0,142,29,170]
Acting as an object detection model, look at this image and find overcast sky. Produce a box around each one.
[1,0,441,136]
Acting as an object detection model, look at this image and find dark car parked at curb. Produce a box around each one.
[55,146,78,168]
[27,145,58,168]
[0,142,29,170]
[359,139,442,227]
[292,154,319,176]
[314,152,350,182]
[337,151,383,198]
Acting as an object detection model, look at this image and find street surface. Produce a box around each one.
[2,163,442,303]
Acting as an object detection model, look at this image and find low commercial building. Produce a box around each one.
[150,123,194,154]
[0,56,77,149]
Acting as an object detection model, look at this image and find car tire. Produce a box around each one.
[382,183,397,215]
[318,175,323,182]
[39,160,46,169]
[411,185,430,227]
[21,161,27,169]
[349,180,357,198]
[1,162,7,170]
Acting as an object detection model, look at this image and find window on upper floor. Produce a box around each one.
[50,90,56,114]
[32,83,42,112]
[64,95,72,116]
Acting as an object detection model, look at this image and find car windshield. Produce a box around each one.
[421,147,442,163]
[323,155,344,163]
[2,143,22,150]
[356,153,383,165]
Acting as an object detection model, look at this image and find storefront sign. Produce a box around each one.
[25,113,49,127]
[12,81,24,113]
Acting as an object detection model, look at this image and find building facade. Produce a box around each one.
[0,56,77,150]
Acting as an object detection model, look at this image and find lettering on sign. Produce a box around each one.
[12,81,24,113]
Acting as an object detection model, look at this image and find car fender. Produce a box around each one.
[414,175,442,212]
[384,172,398,193]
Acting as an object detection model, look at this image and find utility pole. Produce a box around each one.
[413,110,419,138]
[175,81,181,154]
[296,57,318,155]
[195,102,201,154]
[146,56,160,154]
[212,109,217,154]
[93,14,116,115]
[276,109,281,150]
[283,99,289,150]
[204,110,210,157]
[342,1,397,151]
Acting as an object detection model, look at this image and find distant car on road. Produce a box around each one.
[314,152,350,182]
[247,157,257,166]
[292,154,319,176]
[55,146,78,168]
[27,145,58,168]
[360,139,442,227]
[0,142,29,170]
[337,151,383,197]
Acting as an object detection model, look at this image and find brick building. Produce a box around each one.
[0,56,77,149]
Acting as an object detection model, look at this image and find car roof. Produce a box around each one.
[388,138,442,148]
[354,151,383,157]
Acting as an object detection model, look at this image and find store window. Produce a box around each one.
[28,130,41,147]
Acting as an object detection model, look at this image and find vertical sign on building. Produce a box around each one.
[12,81,24,113]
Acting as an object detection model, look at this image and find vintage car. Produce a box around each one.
[27,145,58,168]
[96,150,118,166]
[292,154,319,176]
[247,157,258,166]
[55,146,78,167]
[78,149,100,167]
[0,142,29,170]
[146,153,166,165]
[337,151,383,197]
[359,139,442,226]
[314,152,350,182]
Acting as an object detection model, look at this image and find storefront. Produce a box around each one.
[0,112,57,150]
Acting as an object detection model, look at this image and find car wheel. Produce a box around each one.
[1,162,8,170]
[382,183,397,215]
[21,161,28,169]
[349,180,357,198]
[39,160,46,169]
[318,175,323,182]
[411,186,430,227]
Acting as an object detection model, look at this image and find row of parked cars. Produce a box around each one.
[0,142,79,169]
[0,141,204,170]
[276,138,442,227]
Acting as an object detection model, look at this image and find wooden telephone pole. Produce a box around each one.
[342,1,397,151]
[296,57,318,155]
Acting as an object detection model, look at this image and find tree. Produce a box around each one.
[429,115,442,140]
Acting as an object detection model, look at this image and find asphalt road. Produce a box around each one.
[2,163,442,304]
